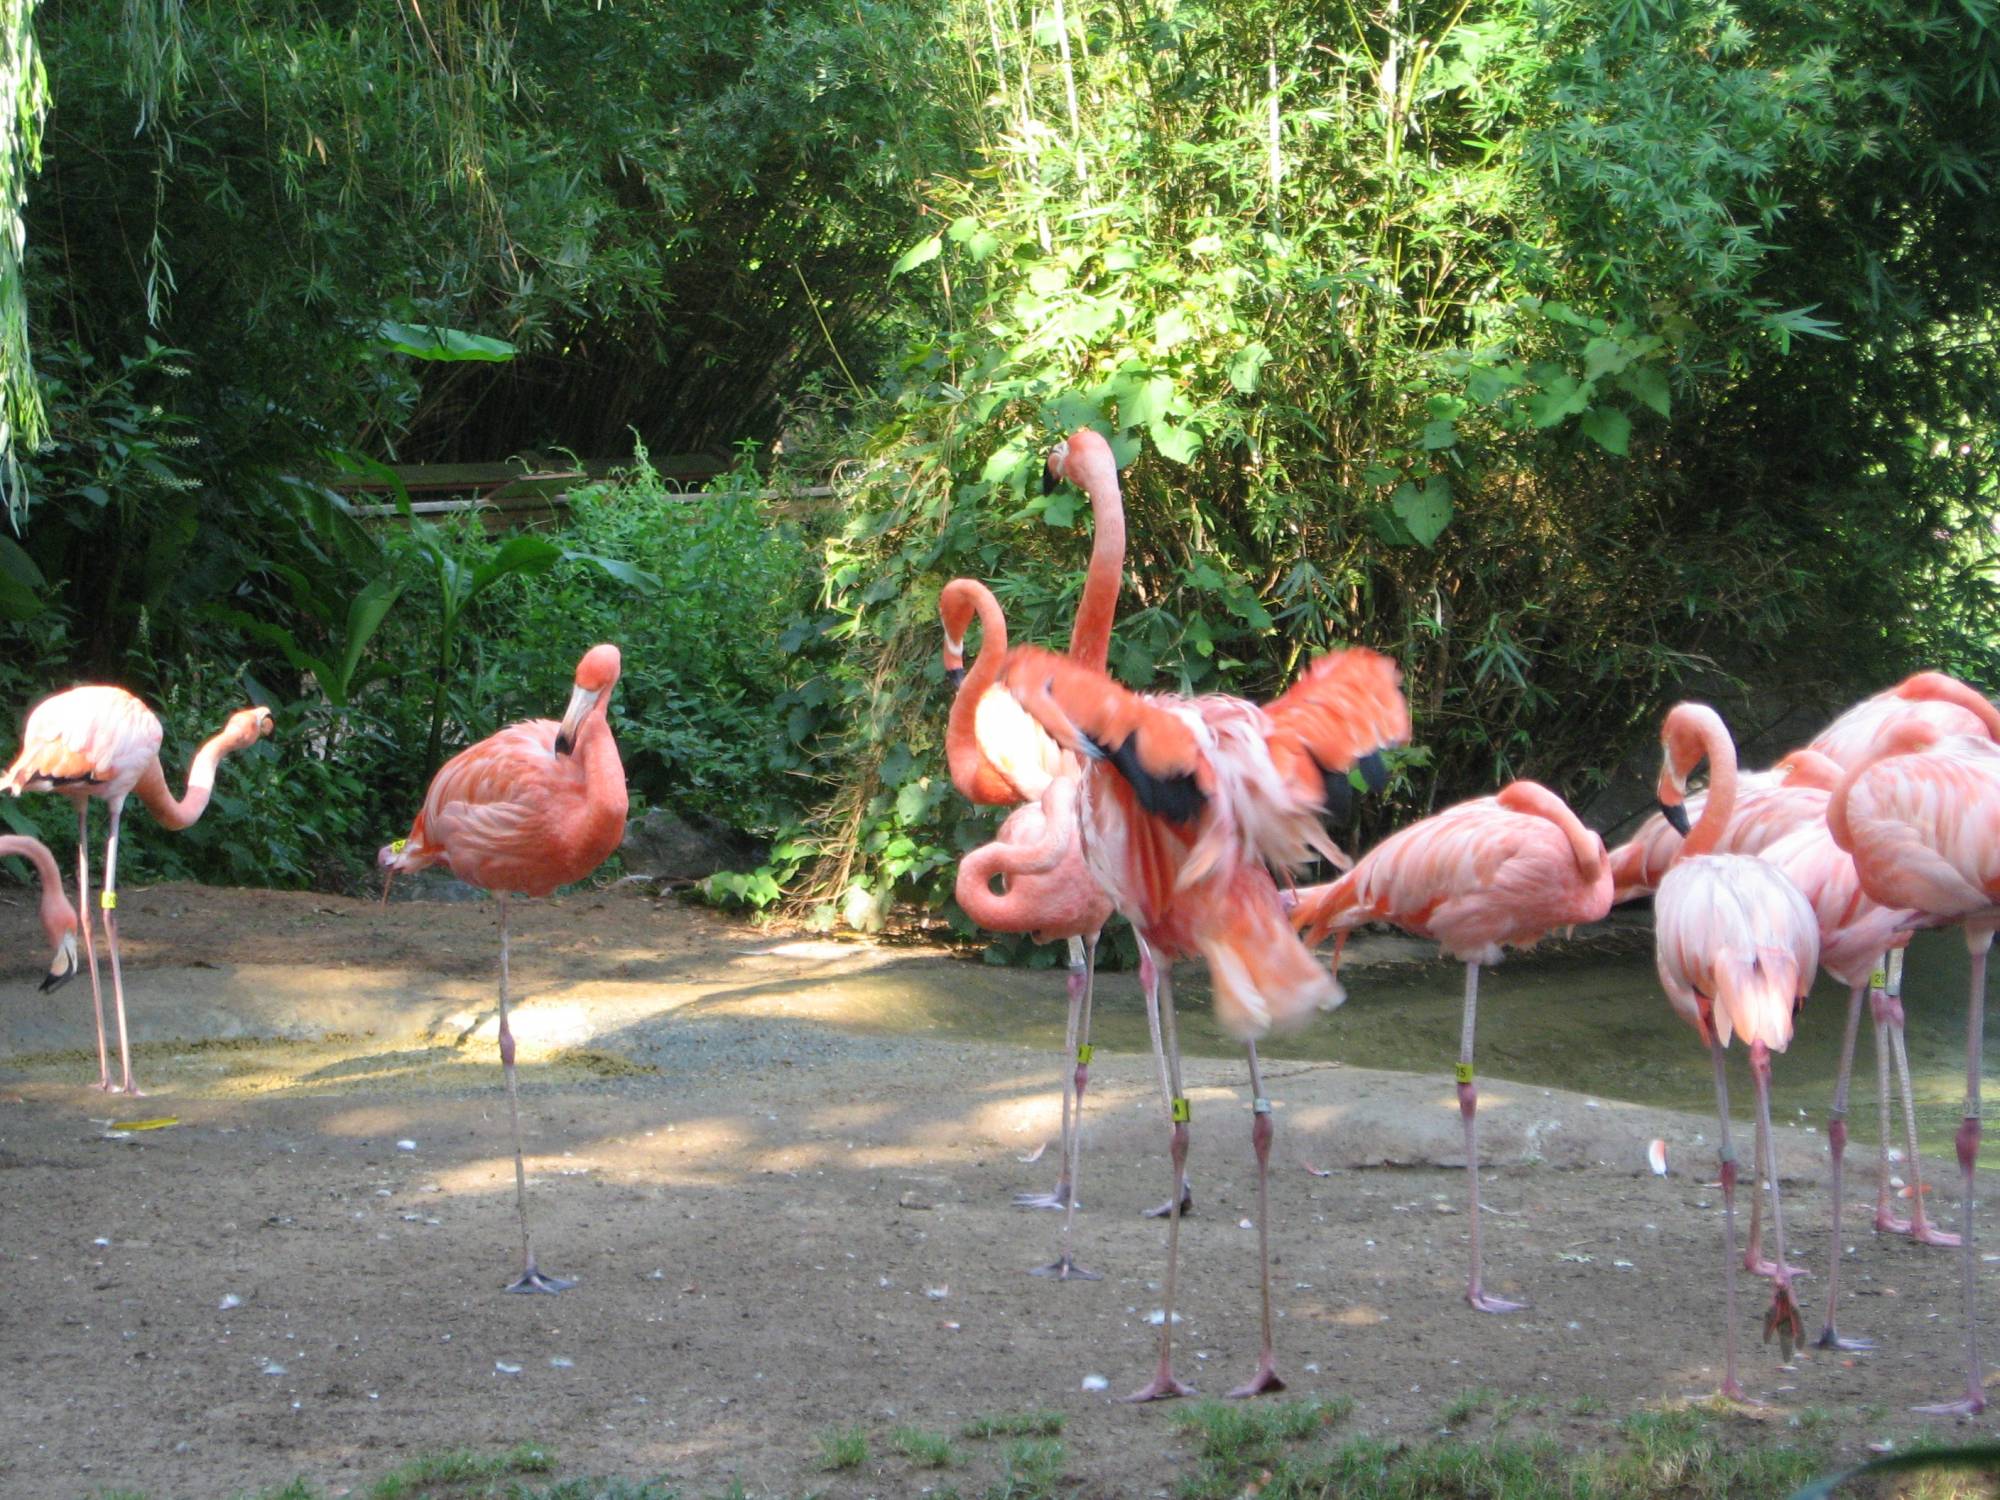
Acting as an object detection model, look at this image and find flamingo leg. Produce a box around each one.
[1816,979,1874,1351]
[1229,1041,1286,1397]
[1709,1038,1747,1402]
[72,800,111,1091]
[1871,991,1902,1233]
[1127,956,1193,1402]
[101,798,142,1096]
[496,896,572,1295]
[1018,935,1086,1212]
[1915,936,1988,1417]
[1750,1041,1805,1364]
[1742,1083,1808,1281]
[1140,941,1193,1220]
[1889,1001,1960,1247]
[1032,932,1101,1280]
[1458,962,1523,1313]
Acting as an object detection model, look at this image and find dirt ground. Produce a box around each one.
[1,883,1996,1500]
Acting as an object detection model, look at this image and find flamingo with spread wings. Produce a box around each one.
[1829,721,2000,1415]
[3,688,274,1093]
[1290,781,1612,1313]
[988,635,1408,1399]
[380,644,627,1295]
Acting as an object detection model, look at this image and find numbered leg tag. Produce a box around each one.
[1454,1062,1474,1085]
[100,890,117,911]
[1870,967,1887,990]
[1253,1096,1273,1116]
[389,838,408,854]
[1076,1044,1094,1065]
[1171,1096,1191,1124]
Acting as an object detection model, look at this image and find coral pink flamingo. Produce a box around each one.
[2,688,274,1093]
[941,428,1125,1260]
[380,644,627,1294]
[1,834,79,991]
[1650,704,1819,1401]
[1799,672,2000,1250]
[993,638,1408,1399]
[1606,749,1842,902]
[1290,780,1612,1313]
[1829,721,2000,1415]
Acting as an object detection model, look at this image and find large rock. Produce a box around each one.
[620,808,768,882]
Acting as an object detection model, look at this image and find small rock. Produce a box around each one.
[218,1294,242,1311]
[396,1140,417,1152]
[495,1361,522,1375]
[897,1191,933,1210]
[1081,1374,1109,1391]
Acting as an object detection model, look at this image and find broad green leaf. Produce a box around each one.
[1149,418,1202,465]
[1028,262,1068,295]
[890,235,942,278]
[1582,336,1633,381]
[1466,363,1524,404]
[1047,392,1102,432]
[373,320,517,363]
[467,534,562,597]
[1152,308,1194,351]
[1227,342,1272,394]
[1361,464,1400,488]
[1114,373,1175,428]
[332,574,405,704]
[1369,506,1417,547]
[1421,420,1458,450]
[944,216,981,243]
[1527,374,1590,428]
[565,550,662,593]
[0,533,43,589]
[1620,364,1671,418]
[1040,489,1078,528]
[981,442,1028,485]
[1580,406,1632,456]
[1391,478,1453,548]
[965,228,1001,262]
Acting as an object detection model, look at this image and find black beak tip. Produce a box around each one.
[1042,466,1060,496]
[945,666,965,690]
[39,968,74,995]
[1660,798,1693,837]
[1357,750,1391,793]
[554,733,575,756]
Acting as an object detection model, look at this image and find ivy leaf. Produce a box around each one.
[1421,420,1458,450]
[1390,478,1454,548]
[1580,406,1632,456]
[1527,374,1590,428]
[1227,342,1272,393]
[890,235,942,277]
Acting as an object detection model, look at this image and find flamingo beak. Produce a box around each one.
[1660,798,1693,837]
[1044,440,1068,494]
[554,684,600,756]
[40,931,78,993]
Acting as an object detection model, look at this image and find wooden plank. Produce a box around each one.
[341,485,838,521]
[327,453,733,495]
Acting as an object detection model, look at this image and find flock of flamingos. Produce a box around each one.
[2,428,1997,1421]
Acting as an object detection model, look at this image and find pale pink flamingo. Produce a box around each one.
[379,643,627,1294]
[1799,672,2000,1251]
[1605,749,1842,903]
[992,637,1408,1399]
[1829,721,2000,1414]
[941,428,1125,1257]
[1650,703,1819,1400]
[2,688,274,1093]
[0,834,80,991]
[1290,780,1613,1313]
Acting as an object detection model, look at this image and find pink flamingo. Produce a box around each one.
[1650,704,1819,1400]
[992,637,1408,1399]
[1,834,80,991]
[2,688,274,1093]
[1290,780,1612,1313]
[1605,749,1842,903]
[380,643,627,1294]
[1799,672,2000,1250]
[941,429,1125,1242]
[1829,721,2000,1415]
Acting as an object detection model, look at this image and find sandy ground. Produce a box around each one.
[1,883,1996,1499]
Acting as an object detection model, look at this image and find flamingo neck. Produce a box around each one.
[1496,781,1603,880]
[573,696,629,838]
[1671,708,1737,859]
[1901,671,2000,742]
[944,582,1020,803]
[1066,454,1125,673]
[0,834,70,936]
[135,720,257,830]
[1826,729,1920,856]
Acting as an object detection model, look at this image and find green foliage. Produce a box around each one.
[890,1426,964,1469]
[0,0,48,518]
[959,1412,1066,1440]
[814,1426,868,1471]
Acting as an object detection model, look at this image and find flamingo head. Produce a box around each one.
[555,644,622,755]
[1044,427,1116,498]
[37,895,78,994]
[1656,703,1730,836]
[938,579,983,689]
[226,705,276,748]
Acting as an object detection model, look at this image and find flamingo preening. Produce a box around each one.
[941,427,1124,1277]
[1829,721,2000,1415]
[0,834,79,992]
[989,637,1408,1399]
[1649,704,1819,1401]
[1291,780,1612,1313]
[380,643,628,1294]
[2,688,274,1093]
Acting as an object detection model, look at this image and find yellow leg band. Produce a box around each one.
[100,890,117,911]
[1076,1044,1094,1065]
[1454,1062,1474,1085]
[1170,1096,1191,1124]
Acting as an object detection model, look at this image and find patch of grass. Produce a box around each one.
[371,1444,557,1499]
[1174,1395,1355,1496]
[959,1410,1065,1440]
[816,1426,869,1472]
[1572,1393,1608,1417]
[1439,1385,1498,1427]
[891,1426,963,1469]
[983,1439,1065,1500]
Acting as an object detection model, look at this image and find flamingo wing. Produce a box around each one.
[2,686,162,794]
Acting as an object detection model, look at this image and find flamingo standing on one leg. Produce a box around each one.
[1649,703,1819,1401]
[379,643,628,1295]
[1799,672,2000,1250]
[0,834,80,991]
[1829,721,2000,1415]
[990,636,1408,1399]
[2,689,274,1093]
[942,427,1125,1244]
[1290,780,1612,1313]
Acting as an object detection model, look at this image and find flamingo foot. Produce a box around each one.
[1014,1183,1072,1211]
[1466,1288,1526,1314]
[1227,1356,1287,1399]
[1745,1252,1810,1280]
[1814,1325,1875,1353]
[1913,1394,1987,1418]
[1762,1285,1806,1362]
[1123,1367,1194,1403]
[1028,1255,1101,1282]
[1899,1218,1963,1248]
[1300,1158,1332,1178]
[113,1082,147,1098]
[1143,1183,1194,1220]
[505,1267,575,1295]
